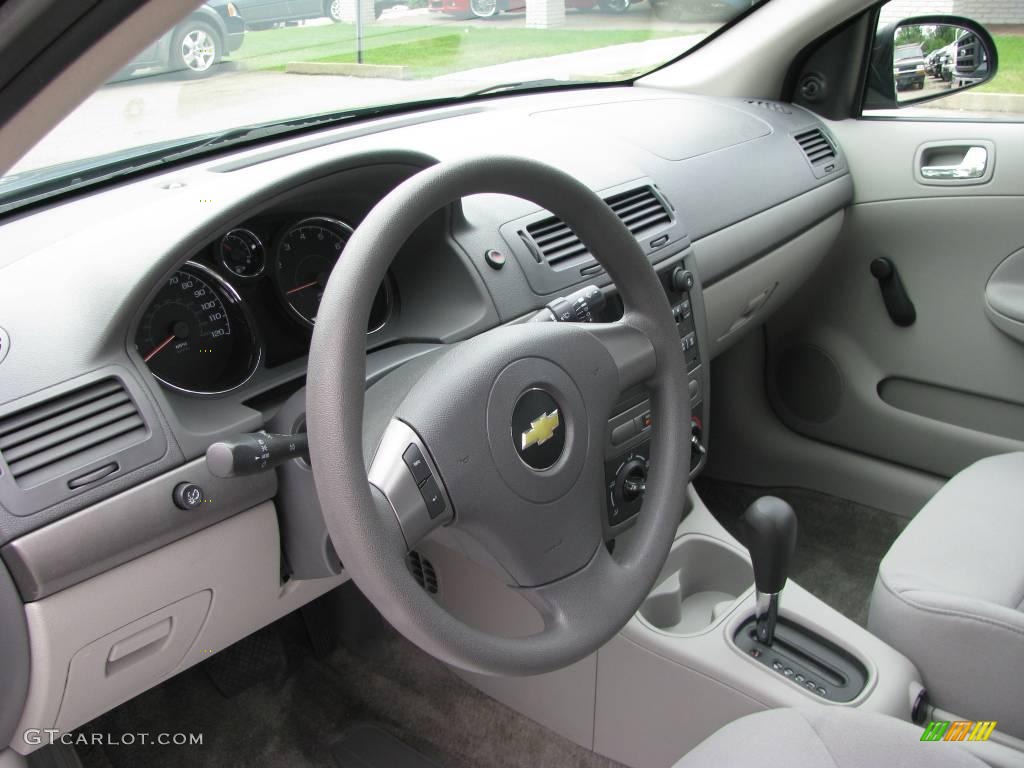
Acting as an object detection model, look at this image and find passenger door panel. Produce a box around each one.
[765,119,1024,479]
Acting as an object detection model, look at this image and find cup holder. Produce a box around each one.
[639,536,753,634]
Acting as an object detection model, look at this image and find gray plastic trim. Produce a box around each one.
[1,456,277,601]
[0,561,28,751]
[692,176,852,288]
[11,504,343,754]
[986,247,1024,344]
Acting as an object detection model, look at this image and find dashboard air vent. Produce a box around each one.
[407,551,439,594]
[0,377,146,488]
[523,185,672,270]
[794,128,836,167]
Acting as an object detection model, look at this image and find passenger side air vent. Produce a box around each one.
[407,551,439,594]
[794,128,837,167]
[0,377,147,489]
[522,185,672,270]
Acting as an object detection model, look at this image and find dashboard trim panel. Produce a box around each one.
[0,456,278,601]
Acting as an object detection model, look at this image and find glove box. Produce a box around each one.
[54,590,211,731]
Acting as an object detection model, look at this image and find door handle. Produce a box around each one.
[920,146,988,180]
[870,257,916,327]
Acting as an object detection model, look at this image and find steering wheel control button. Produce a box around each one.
[173,482,205,510]
[418,476,446,519]
[368,421,454,548]
[484,249,506,269]
[402,444,431,485]
[512,389,565,471]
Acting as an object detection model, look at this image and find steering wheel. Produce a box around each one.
[307,156,690,676]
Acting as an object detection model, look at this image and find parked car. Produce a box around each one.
[651,0,754,22]
[953,30,991,88]
[235,0,396,25]
[427,0,637,18]
[893,42,926,91]
[112,1,245,80]
[928,45,954,80]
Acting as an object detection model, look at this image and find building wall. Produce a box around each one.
[954,0,1024,24]
[880,0,953,25]
[879,0,1024,24]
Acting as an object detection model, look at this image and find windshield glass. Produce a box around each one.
[5,0,763,193]
[895,44,924,60]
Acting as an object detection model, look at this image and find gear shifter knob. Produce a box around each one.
[740,496,797,645]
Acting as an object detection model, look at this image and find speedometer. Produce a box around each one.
[274,216,391,331]
[135,262,260,395]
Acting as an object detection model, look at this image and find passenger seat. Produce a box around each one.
[868,453,1024,739]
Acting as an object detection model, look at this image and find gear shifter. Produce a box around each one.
[740,497,797,646]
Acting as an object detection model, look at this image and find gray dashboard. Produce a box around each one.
[0,85,849,570]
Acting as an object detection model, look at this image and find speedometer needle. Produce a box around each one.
[286,279,320,295]
[144,334,177,362]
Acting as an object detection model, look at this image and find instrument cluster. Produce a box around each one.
[134,213,393,395]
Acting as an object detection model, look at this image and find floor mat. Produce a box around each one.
[75,601,623,768]
[332,723,440,768]
[695,478,909,627]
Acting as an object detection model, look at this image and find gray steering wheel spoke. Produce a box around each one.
[583,318,658,395]
[518,543,623,632]
[367,418,454,551]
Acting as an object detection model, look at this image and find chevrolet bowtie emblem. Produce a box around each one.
[521,410,561,451]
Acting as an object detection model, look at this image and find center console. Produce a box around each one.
[417,256,930,768]
[602,255,710,536]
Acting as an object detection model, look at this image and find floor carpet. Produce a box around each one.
[695,478,909,627]
[75,590,623,768]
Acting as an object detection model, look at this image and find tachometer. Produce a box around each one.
[274,216,392,331]
[135,262,260,395]
[274,216,351,327]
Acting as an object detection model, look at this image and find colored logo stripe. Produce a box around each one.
[921,721,997,742]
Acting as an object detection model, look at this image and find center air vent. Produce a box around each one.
[522,185,672,270]
[0,377,147,489]
[794,128,837,167]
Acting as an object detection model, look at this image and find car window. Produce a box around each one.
[1,0,766,206]
[865,0,1024,120]
[895,43,924,60]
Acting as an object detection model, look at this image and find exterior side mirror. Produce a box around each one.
[864,15,998,110]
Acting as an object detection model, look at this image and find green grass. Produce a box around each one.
[232,22,686,78]
[980,35,1024,94]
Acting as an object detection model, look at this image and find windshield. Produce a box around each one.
[4,0,763,198]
